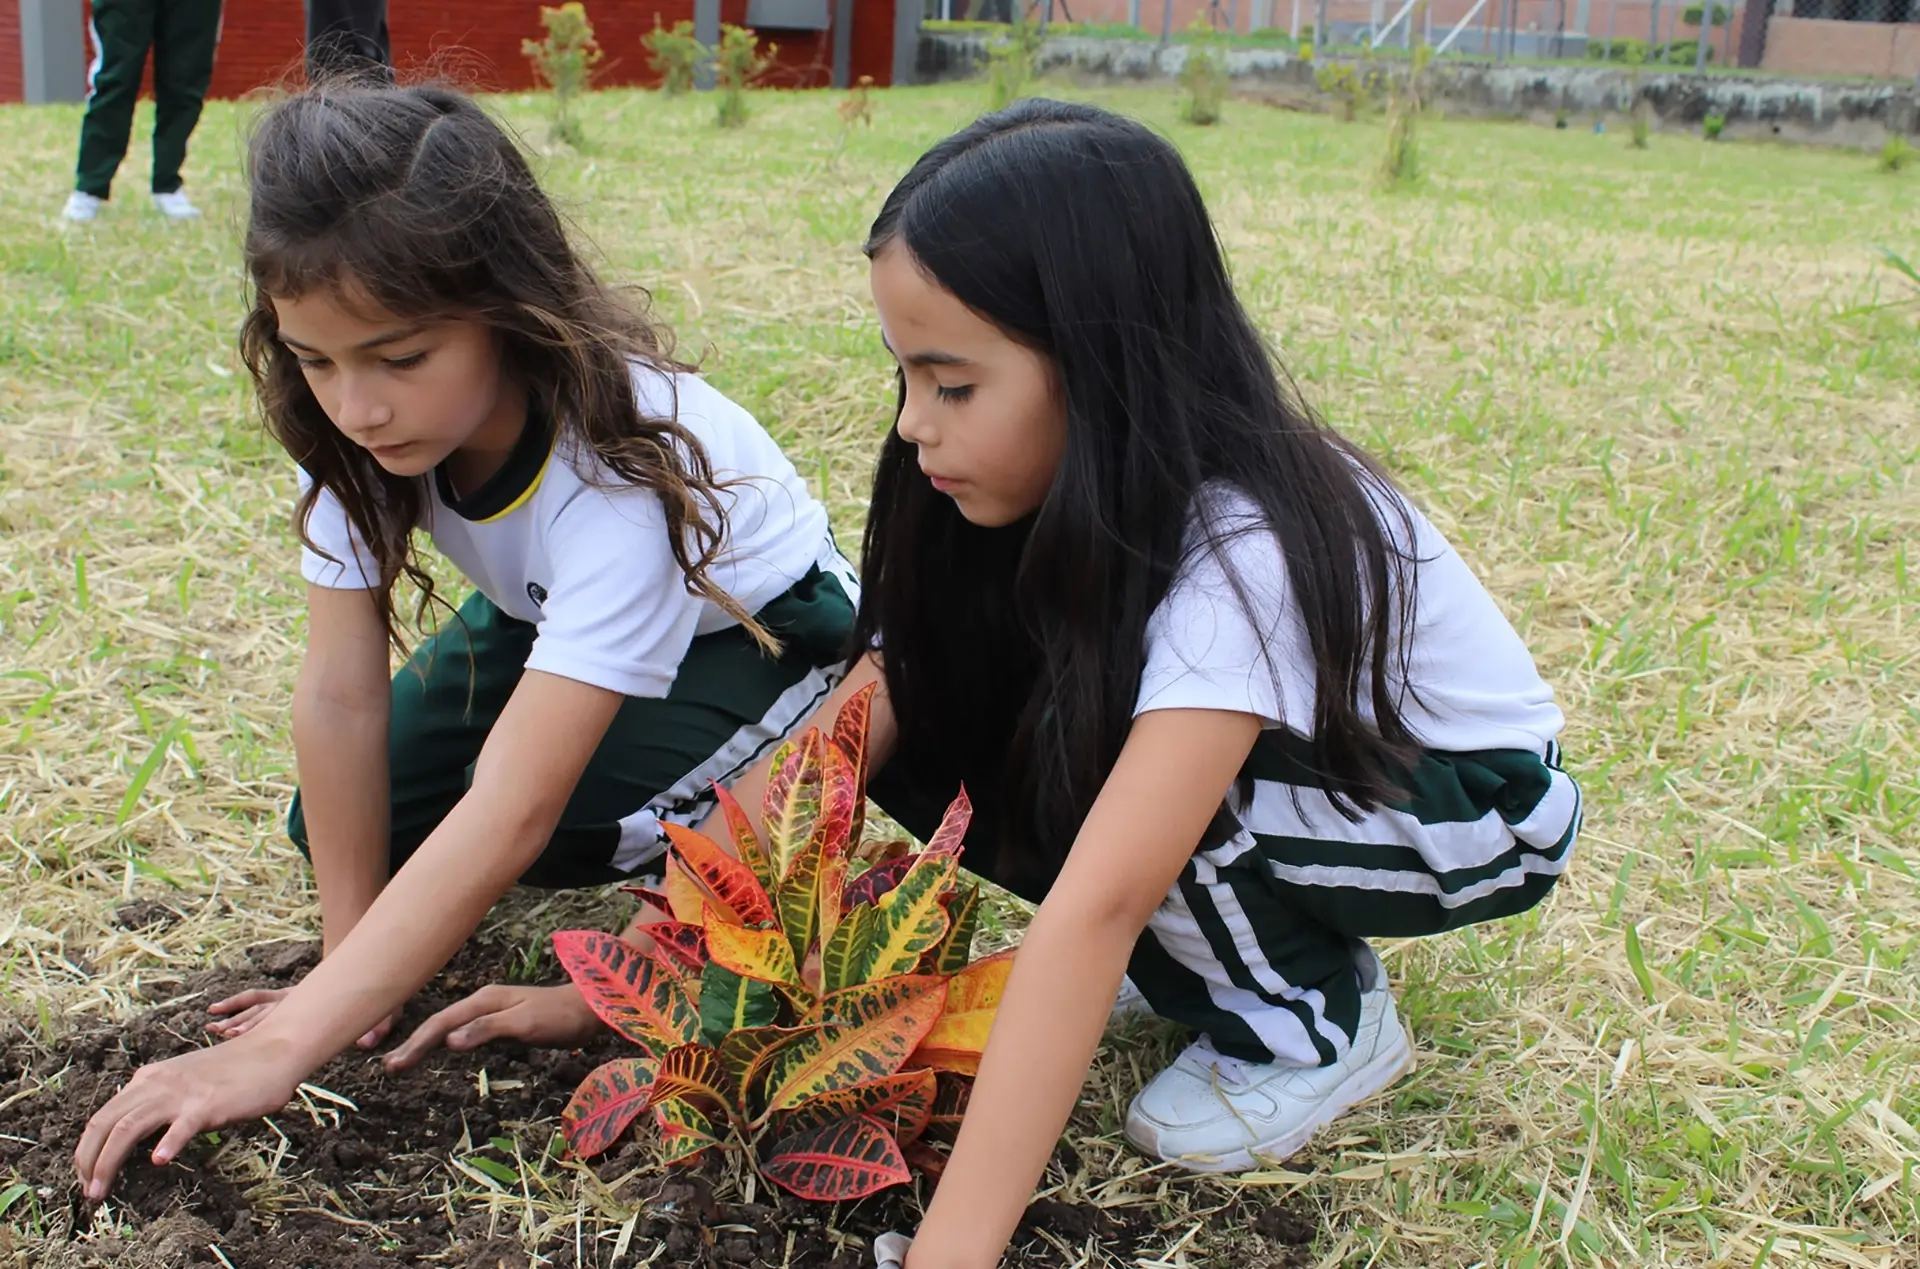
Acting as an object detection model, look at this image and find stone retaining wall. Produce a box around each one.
[917,32,1920,148]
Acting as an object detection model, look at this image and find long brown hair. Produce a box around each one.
[239,82,762,649]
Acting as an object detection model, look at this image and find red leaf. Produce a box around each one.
[923,1072,972,1142]
[840,856,914,911]
[640,921,710,973]
[925,785,972,859]
[621,884,676,920]
[663,823,777,927]
[560,1057,658,1159]
[831,683,877,806]
[814,740,860,949]
[552,930,699,1053]
[712,781,776,893]
[761,1114,910,1201]
[901,1138,951,1180]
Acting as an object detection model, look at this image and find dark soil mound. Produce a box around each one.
[2,942,1313,1268]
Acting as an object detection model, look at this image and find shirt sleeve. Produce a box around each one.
[1134,496,1315,730]
[296,469,379,590]
[521,483,703,699]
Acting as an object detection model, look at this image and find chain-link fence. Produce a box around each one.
[930,0,1920,78]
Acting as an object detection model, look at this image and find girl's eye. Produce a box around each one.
[295,356,331,371]
[385,352,427,370]
[935,384,974,404]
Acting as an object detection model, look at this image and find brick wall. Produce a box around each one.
[3,1,899,103]
[0,0,22,103]
[1032,0,1750,58]
[1760,16,1920,75]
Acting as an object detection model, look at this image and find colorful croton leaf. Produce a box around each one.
[551,685,1007,1201]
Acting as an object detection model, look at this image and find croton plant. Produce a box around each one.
[552,686,1011,1201]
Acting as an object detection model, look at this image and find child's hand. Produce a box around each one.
[74,1032,304,1201]
[208,988,401,1050]
[383,984,603,1072]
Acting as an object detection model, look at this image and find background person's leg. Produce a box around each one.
[73,0,157,200]
[149,0,222,197]
[304,0,392,83]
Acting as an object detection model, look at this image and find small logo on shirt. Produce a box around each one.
[526,582,548,607]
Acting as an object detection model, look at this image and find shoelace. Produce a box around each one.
[1188,1039,1258,1091]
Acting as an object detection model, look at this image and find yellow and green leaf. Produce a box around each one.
[552,930,699,1054]
[647,1043,738,1125]
[775,1066,936,1147]
[559,1056,657,1159]
[697,961,780,1048]
[860,856,957,981]
[774,843,822,976]
[755,976,945,1121]
[761,1114,910,1201]
[654,1096,721,1166]
[924,882,982,976]
[763,730,824,879]
[663,822,776,927]
[819,902,879,996]
[908,950,1014,1076]
[707,917,801,987]
[712,780,776,893]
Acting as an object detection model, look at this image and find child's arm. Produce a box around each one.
[381,652,894,1067]
[291,585,394,956]
[75,668,625,1199]
[904,708,1262,1269]
[207,586,399,1046]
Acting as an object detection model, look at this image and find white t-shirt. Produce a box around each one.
[1134,483,1563,754]
[300,366,836,699]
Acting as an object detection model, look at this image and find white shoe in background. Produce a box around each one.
[151,189,201,219]
[64,191,104,222]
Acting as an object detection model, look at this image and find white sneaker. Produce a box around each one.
[151,189,201,219]
[64,191,104,222]
[1123,973,1414,1173]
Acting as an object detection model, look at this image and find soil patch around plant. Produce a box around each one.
[2,942,1314,1268]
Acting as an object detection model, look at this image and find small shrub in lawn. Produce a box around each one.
[1178,22,1229,127]
[839,75,877,129]
[1703,113,1726,141]
[1625,46,1651,150]
[1316,61,1380,123]
[553,687,1004,1199]
[643,17,704,96]
[986,9,1044,112]
[1682,2,1733,24]
[521,2,602,148]
[714,24,775,129]
[1379,37,1431,188]
[1882,136,1915,173]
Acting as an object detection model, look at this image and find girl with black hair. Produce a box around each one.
[381,99,1580,1267]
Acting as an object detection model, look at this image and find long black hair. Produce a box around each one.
[856,99,1421,887]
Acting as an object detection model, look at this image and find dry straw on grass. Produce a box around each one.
[2,84,1916,1266]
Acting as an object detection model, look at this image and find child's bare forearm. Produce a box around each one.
[291,692,392,955]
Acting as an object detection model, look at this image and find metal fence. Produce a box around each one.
[930,0,1920,77]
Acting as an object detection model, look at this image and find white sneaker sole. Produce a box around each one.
[1150,1019,1416,1175]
